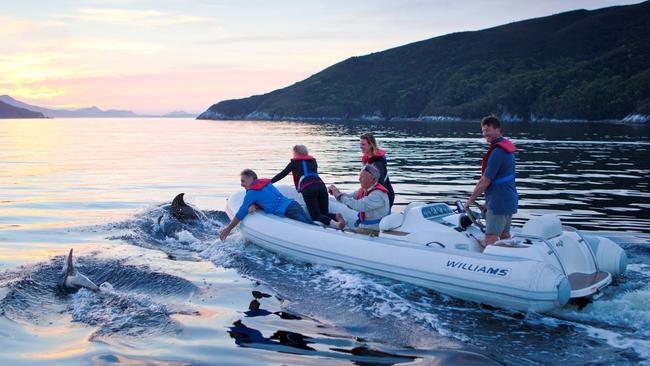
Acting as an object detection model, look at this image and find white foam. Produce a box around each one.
[311,267,469,342]
[174,230,199,244]
[580,324,650,364]
[627,263,650,273]
[99,282,115,293]
[69,287,170,330]
[564,288,650,329]
[552,287,650,364]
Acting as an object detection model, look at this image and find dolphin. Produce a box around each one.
[60,248,99,293]
[171,193,200,221]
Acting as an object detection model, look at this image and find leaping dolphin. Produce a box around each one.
[61,248,99,293]
[171,193,200,221]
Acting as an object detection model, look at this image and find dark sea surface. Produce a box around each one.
[1,118,649,365]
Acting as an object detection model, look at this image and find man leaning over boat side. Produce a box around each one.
[328,165,390,235]
[219,169,315,241]
[464,115,518,249]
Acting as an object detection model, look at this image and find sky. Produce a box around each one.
[0,0,642,115]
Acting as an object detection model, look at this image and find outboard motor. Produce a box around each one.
[458,214,473,230]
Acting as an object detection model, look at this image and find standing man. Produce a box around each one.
[464,115,518,248]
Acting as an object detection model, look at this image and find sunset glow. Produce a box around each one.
[1,0,640,114]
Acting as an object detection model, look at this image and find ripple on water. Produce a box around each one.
[0,252,198,343]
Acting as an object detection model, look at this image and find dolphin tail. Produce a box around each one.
[66,248,76,276]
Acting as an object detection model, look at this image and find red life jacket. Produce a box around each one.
[356,183,389,222]
[249,178,272,191]
[291,155,315,161]
[362,149,386,165]
[289,155,317,189]
[481,138,517,176]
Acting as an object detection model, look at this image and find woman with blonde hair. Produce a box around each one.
[271,145,345,229]
[359,133,395,208]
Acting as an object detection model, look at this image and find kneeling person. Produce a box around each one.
[220,169,314,241]
[328,165,390,233]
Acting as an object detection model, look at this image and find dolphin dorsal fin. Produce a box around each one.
[172,193,186,207]
[66,248,76,276]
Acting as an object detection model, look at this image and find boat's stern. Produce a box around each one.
[515,215,625,302]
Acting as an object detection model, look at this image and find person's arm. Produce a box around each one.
[221,191,256,240]
[271,161,294,183]
[464,176,491,211]
[464,150,503,211]
[328,184,341,198]
[219,217,240,241]
[340,190,385,212]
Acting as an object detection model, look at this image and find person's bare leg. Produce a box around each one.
[500,231,511,239]
[483,234,499,251]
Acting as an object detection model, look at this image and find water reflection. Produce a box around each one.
[227,290,504,366]
[229,291,419,365]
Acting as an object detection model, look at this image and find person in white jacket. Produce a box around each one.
[328,165,390,234]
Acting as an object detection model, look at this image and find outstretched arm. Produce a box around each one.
[271,161,294,183]
[220,217,241,241]
[222,191,256,240]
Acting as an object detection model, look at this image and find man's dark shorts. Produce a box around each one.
[485,209,512,236]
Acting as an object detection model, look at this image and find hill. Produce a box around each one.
[0,95,138,118]
[0,101,45,118]
[198,1,650,122]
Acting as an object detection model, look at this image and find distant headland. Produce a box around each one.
[0,100,45,118]
[0,95,137,118]
[0,95,197,119]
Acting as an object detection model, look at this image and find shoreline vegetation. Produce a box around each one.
[198,2,650,124]
[196,110,650,124]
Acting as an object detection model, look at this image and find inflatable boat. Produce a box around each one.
[225,186,627,313]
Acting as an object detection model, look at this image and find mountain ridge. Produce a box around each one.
[0,101,46,118]
[0,95,138,118]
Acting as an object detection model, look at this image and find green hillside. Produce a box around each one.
[199,1,650,122]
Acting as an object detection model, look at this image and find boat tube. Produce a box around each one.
[225,186,627,313]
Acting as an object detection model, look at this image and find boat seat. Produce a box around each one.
[379,212,404,232]
[521,214,563,240]
[403,202,425,215]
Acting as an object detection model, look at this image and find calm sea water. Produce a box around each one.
[1,118,649,365]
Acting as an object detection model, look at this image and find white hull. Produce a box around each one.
[226,186,626,313]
